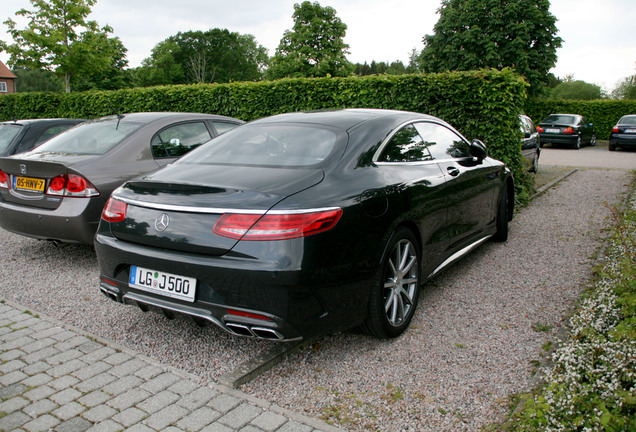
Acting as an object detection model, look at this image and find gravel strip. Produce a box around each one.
[0,168,631,431]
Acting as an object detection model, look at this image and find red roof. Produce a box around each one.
[0,61,17,79]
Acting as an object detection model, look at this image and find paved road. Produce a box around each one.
[540,141,636,170]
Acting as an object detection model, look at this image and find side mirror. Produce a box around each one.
[470,139,488,160]
[524,132,531,138]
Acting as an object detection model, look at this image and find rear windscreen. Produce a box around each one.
[542,115,576,124]
[33,119,143,155]
[178,123,338,167]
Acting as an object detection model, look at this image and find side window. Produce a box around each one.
[212,121,241,135]
[151,122,212,158]
[413,122,471,159]
[32,124,75,147]
[378,124,433,162]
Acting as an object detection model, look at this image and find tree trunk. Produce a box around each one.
[65,73,71,93]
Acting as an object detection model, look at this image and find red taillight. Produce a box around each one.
[536,126,544,133]
[562,127,575,134]
[213,209,343,240]
[226,309,272,321]
[612,127,619,133]
[0,170,8,189]
[47,174,99,197]
[101,198,127,222]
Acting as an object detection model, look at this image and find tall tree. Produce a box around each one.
[550,80,604,100]
[419,0,562,96]
[267,1,353,79]
[612,75,636,100]
[2,0,126,93]
[137,29,268,86]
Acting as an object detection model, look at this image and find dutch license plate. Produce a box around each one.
[13,176,45,193]
[546,128,560,133]
[129,265,196,302]
[625,129,636,133]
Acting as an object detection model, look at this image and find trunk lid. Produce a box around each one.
[108,164,325,255]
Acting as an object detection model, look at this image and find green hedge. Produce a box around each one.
[525,99,636,140]
[0,69,532,202]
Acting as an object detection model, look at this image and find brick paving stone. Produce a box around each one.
[77,390,112,408]
[77,340,104,354]
[0,359,27,374]
[277,421,314,432]
[2,336,35,351]
[22,361,51,375]
[176,406,222,431]
[22,346,60,364]
[137,390,180,414]
[0,396,30,413]
[109,358,147,378]
[217,402,263,430]
[22,413,61,431]
[125,424,156,432]
[164,427,187,432]
[143,404,190,430]
[134,364,164,380]
[73,361,111,380]
[3,328,33,341]
[75,372,117,393]
[51,330,80,342]
[102,374,143,396]
[0,348,23,361]
[0,411,31,431]
[84,419,124,432]
[0,370,29,386]
[167,378,199,396]
[49,374,81,391]
[208,393,242,413]
[175,386,218,410]
[21,337,57,354]
[54,416,93,432]
[50,387,83,405]
[31,326,65,340]
[82,404,118,422]
[103,351,132,366]
[251,411,289,431]
[48,359,88,378]
[80,346,117,364]
[46,347,84,365]
[52,401,87,420]
[54,335,91,351]
[106,388,151,411]
[112,407,148,427]
[20,372,53,387]
[0,383,26,399]
[23,384,56,401]
[139,371,181,393]
[241,426,266,432]
[200,422,234,432]
[23,398,58,417]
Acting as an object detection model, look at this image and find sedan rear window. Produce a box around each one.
[178,124,337,167]
[542,115,576,124]
[33,119,143,155]
[619,115,636,125]
[0,124,22,153]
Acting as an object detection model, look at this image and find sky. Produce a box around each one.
[1,0,635,93]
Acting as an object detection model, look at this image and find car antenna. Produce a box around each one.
[107,103,125,130]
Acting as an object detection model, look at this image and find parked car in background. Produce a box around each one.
[0,118,85,156]
[537,114,596,149]
[609,114,636,151]
[519,114,540,172]
[95,109,514,342]
[0,112,244,245]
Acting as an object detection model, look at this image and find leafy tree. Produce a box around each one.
[2,0,128,93]
[612,75,636,100]
[267,1,353,79]
[550,80,603,100]
[353,60,417,76]
[137,29,268,86]
[418,0,562,96]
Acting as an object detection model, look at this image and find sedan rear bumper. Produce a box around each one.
[609,134,636,147]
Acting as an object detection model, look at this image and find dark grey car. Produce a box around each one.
[0,112,243,244]
[519,114,540,172]
[0,118,85,156]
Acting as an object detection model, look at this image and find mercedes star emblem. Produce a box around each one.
[154,213,170,232]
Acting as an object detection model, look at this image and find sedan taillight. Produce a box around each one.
[213,209,343,241]
[0,170,8,189]
[101,198,128,222]
[47,174,100,197]
[612,127,620,133]
[536,126,544,133]
[562,127,575,134]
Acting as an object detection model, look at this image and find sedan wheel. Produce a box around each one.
[531,151,539,173]
[590,133,597,146]
[492,183,509,242]
[363,227,420,339]
[574,136,582,149]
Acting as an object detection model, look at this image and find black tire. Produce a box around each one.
[530,151,539,173]
[589,133,597,146]
[573,136,582,149]
[492,183,509,242]
[362,227,421,339]
[609,143,616,151]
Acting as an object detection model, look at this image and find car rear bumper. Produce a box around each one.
[609,135,636,147]
[539,133,578,145]
[0,196,103,244]
[95,231,373,341]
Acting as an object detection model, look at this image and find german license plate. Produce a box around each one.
[13,176,45,193]
[626,129,636,133]
[546,128,560,133]
[129,265,196,302]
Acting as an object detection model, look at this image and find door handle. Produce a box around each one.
[447,166,460,177]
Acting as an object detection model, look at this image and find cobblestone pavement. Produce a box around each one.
[0,299,342,432]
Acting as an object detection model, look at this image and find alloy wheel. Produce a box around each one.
[383,239,418,327]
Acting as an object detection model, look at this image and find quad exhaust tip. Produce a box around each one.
[225,322,285,341]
